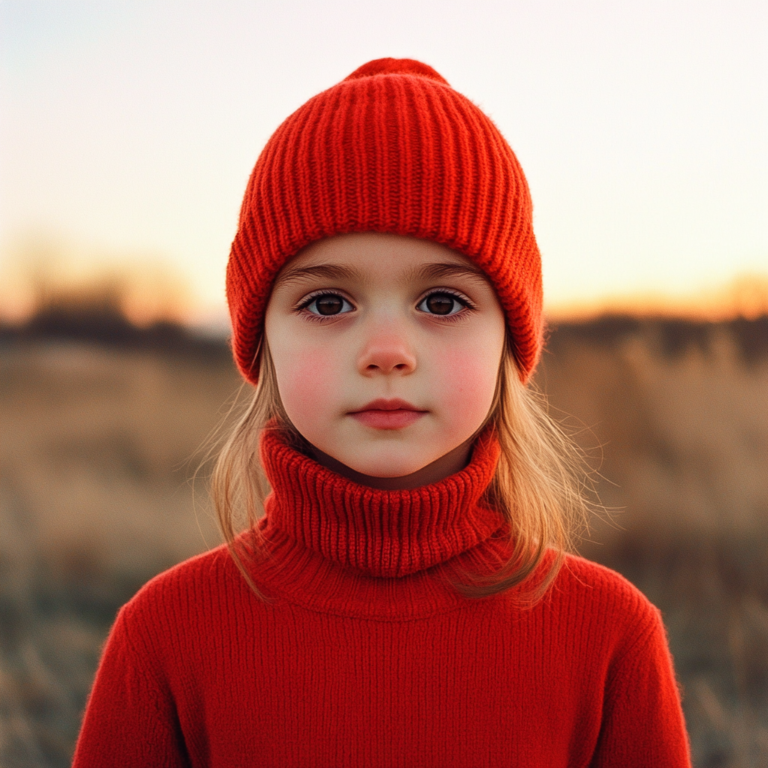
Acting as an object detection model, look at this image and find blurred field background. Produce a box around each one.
[1,285,767,767]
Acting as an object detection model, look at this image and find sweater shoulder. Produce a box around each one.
[118,544,251,638]
[130,542,234,598]
[548,554,663,654]
[557,554,653,606]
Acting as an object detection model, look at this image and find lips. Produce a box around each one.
[349,399,427,430]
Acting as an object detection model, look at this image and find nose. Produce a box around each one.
[357,323,417,376]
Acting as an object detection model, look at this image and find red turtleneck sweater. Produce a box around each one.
[73,430,690,767]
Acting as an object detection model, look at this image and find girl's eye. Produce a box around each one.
[417,292,468,316]
[302,293,354,316]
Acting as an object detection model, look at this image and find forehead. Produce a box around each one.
[274,232,489,287]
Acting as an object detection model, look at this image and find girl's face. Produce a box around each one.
[264,233,506,489]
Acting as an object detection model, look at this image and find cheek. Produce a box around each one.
[273,345,342,422]
[434,343,500,422]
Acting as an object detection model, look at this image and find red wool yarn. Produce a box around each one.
[72,429,691,767]
[226,58,544,384]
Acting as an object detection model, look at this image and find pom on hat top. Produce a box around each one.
[227,58,544,383]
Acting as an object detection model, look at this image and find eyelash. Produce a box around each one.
[295,291,354,322]
[417,289,476,320]
[295,289,476,321]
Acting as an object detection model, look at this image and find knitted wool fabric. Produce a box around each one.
[227,58,544,384]
[72,428,692,766]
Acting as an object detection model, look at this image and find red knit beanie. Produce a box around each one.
[227,58,543,383]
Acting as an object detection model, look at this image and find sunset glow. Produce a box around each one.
[1,1,765,329]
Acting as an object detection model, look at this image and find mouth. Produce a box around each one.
[348,399,427,430]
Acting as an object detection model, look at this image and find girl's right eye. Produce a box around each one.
[299,293,354,316]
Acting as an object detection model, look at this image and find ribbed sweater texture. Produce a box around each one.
[73,430,691,767]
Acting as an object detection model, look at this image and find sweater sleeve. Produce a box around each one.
[72,607,190,768]
[590,606,691,768]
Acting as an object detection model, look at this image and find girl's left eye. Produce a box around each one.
[417,292,469,316]
[301,293,354,316]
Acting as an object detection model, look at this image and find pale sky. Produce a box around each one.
[1,0,766,326]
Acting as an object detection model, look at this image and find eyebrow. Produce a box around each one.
[415,262,489,283]
[274,263,358,287]
[274,261,490,288]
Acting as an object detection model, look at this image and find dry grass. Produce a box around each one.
[541,319,768,767]
[1,318,767,766]
[0,342,237,766]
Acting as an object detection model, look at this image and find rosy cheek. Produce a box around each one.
[275,347,341,423]
[436,345,500,423]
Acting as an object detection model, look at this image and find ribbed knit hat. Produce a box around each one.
[227,58,543,383]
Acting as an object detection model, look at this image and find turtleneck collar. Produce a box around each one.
[258,427,506,580]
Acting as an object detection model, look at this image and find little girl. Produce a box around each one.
[74,59,691,766]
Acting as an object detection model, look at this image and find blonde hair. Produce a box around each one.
[211,338,593,602]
